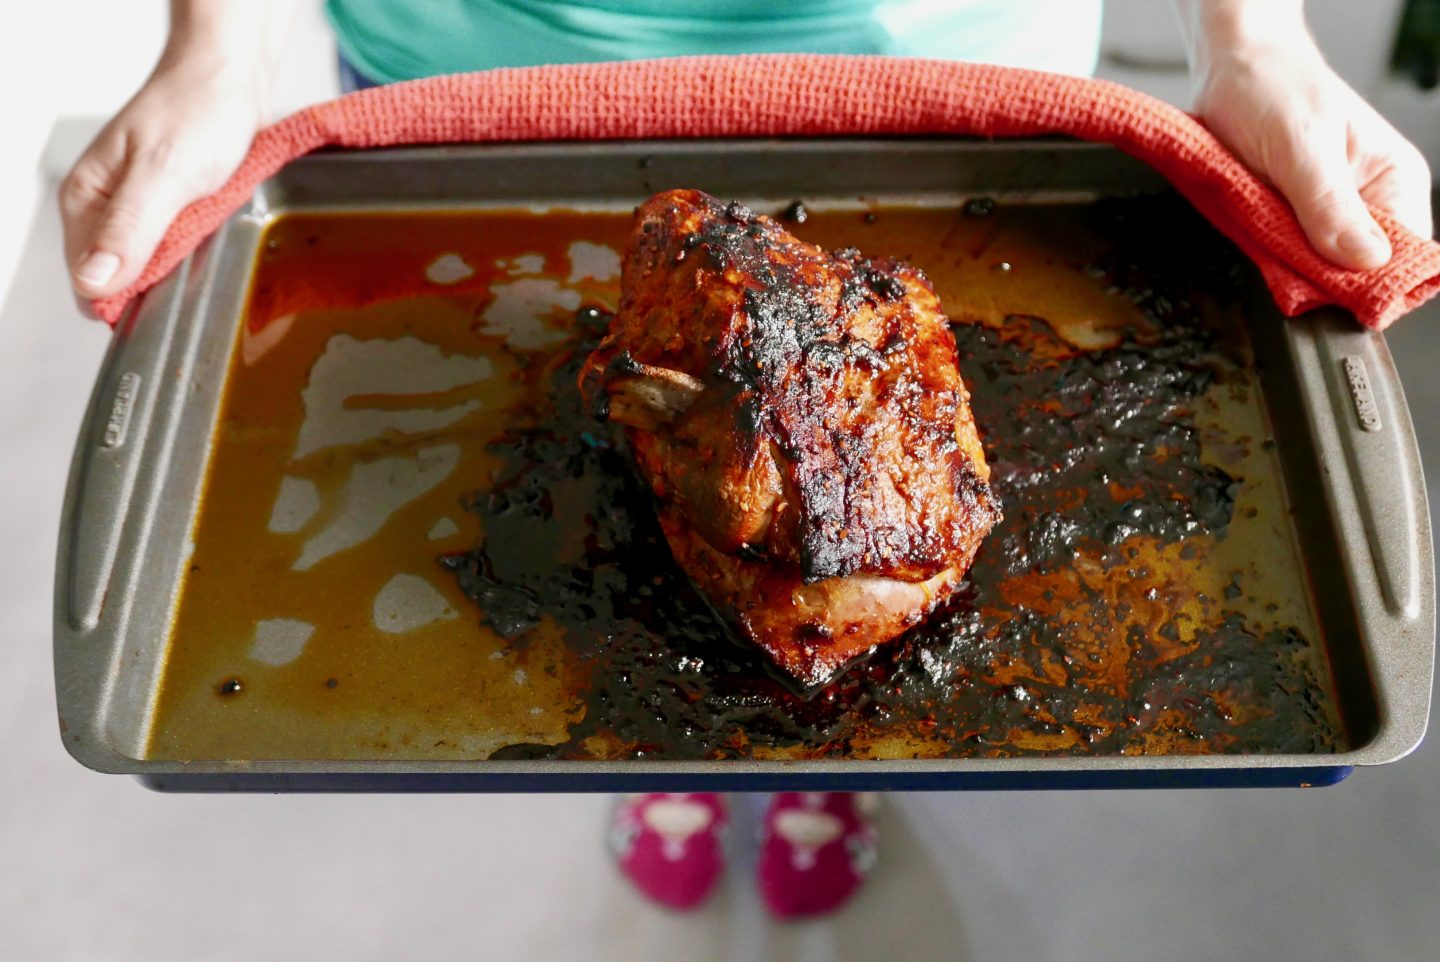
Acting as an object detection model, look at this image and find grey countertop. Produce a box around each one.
[1,189,1437,962]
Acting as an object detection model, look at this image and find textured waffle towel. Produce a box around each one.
[92,55,1440,329]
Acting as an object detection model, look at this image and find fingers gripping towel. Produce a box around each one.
[92,55,1440,330]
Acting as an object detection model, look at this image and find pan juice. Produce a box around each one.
[146,197,1343,761]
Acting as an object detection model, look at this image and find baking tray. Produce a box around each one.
[54,140,1434,791]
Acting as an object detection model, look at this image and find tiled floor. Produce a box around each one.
[3,164,1438,959]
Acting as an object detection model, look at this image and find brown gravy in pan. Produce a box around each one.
[146,196,1343,760]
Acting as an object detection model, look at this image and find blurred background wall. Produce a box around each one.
[2,0,1436,309]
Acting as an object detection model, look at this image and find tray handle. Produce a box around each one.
[1315,326,1425,619]
[62,263,188,632]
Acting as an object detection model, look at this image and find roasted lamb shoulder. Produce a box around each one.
[581,189,1000,686]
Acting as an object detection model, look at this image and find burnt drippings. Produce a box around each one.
[967,309,1237,574]
[444,194,1342,760]
[439,340,648,644]
[963,197,997,218]
[442,337,784,757]
[780,200,810,224]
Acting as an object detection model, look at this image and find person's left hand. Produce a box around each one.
[1192,30,1433,271]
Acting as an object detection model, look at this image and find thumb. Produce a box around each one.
[70,157,194,299]
[1269,137,1392,271]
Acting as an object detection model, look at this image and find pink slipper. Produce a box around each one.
[609,793,728,910]
[757,792,878,919]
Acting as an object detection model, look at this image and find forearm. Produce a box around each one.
[156,0,299,104]
[1174,0,1314,87]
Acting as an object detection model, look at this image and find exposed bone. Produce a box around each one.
[605,363,705,430]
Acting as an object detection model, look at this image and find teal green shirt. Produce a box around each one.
[327,0,1103,84]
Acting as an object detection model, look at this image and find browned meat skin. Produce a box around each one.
[580,189,1001,686]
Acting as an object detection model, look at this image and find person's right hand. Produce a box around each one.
[60,53,263,312]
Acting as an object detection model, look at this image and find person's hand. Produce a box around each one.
[1187,5,1433,271]
[60,49,263,312]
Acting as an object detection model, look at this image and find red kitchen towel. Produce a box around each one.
[92,55,1440,330]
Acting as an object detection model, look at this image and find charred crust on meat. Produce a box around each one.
[795,622,834,641]
[608,351,644,377]
[724,201,755,224]
[862,267,906,301]
[846,339,890,371]
[601,190,1003,585]
[881,335,908,357]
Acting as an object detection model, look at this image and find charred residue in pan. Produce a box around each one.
[149,196,1341,761]
[447,195,1343,760]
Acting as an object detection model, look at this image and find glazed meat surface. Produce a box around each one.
[580,189,1001,686]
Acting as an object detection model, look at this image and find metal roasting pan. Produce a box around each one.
[53,140,1434,792]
